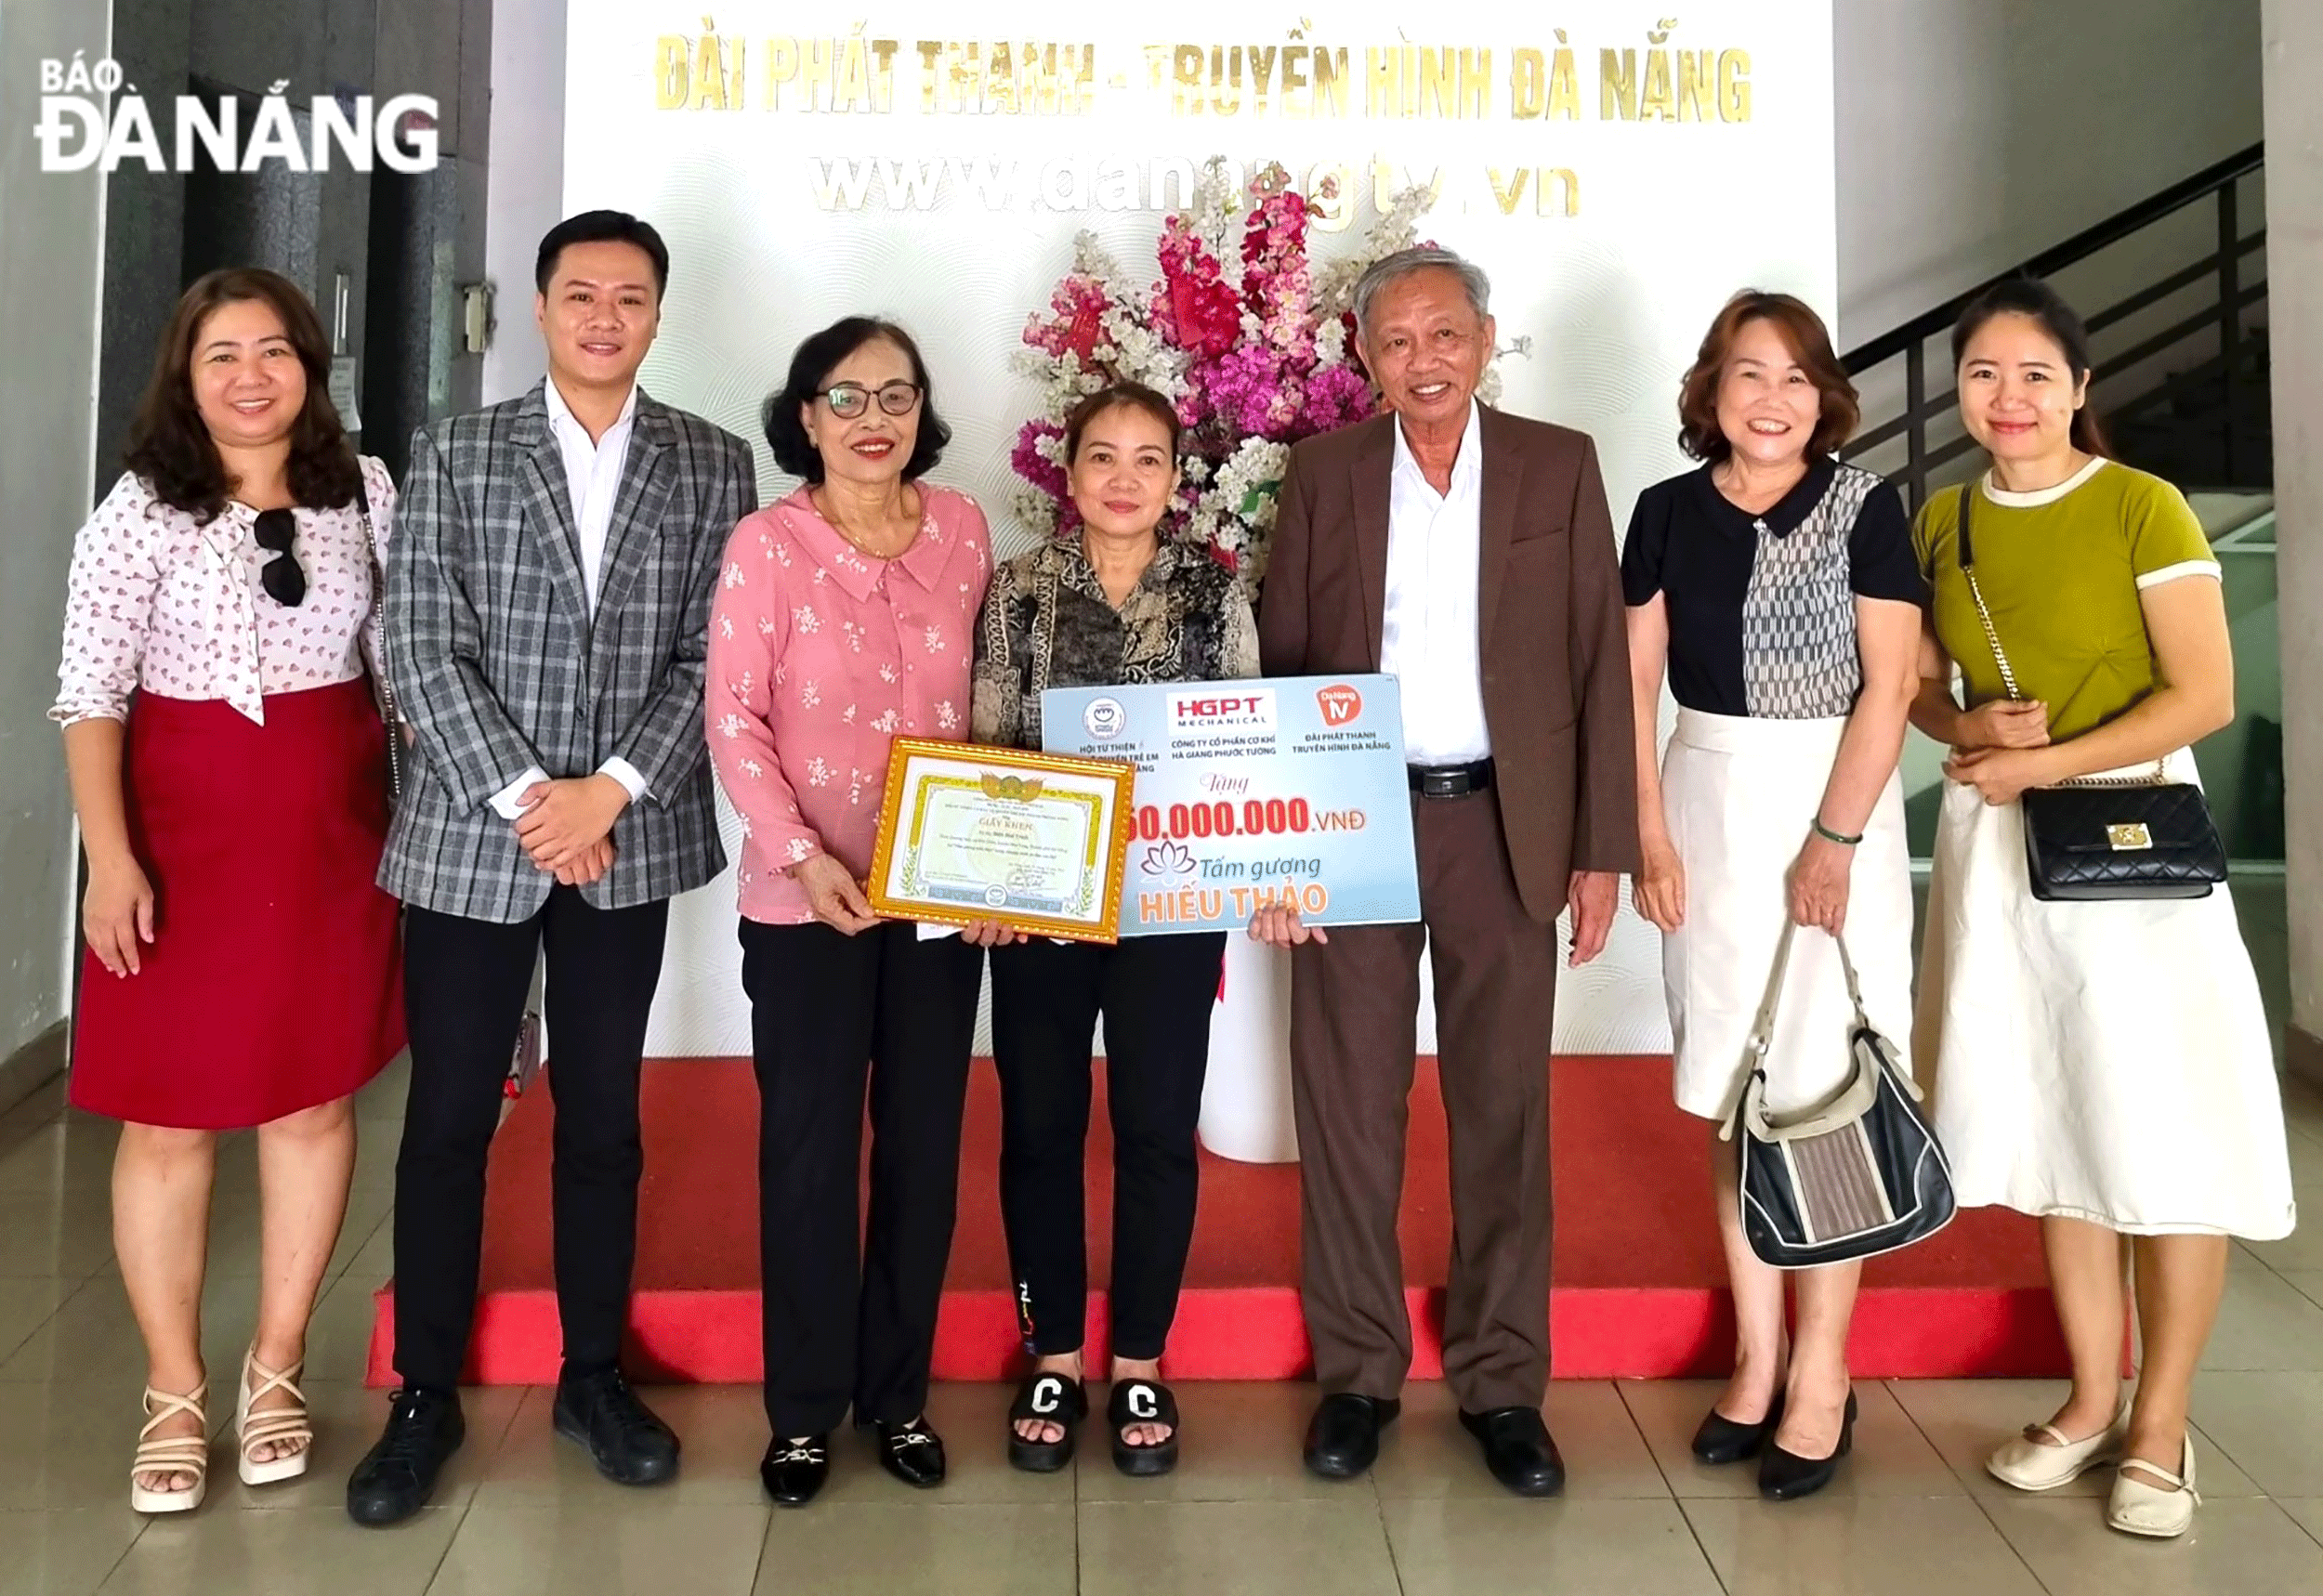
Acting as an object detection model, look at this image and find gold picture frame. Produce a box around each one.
[866,738,1137,944]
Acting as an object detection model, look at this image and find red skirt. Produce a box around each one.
[70,679,406,1130]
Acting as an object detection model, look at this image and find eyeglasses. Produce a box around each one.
[253,508,306,608]
[816,380,923,419]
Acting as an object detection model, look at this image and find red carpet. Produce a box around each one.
[366,1055,2066,1385]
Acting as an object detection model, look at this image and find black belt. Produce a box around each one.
[1408,758,1494,798]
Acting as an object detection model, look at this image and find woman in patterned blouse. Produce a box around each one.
[706,317,1001,1507]
[972,382,1259,1477]
[51,268,405,1513]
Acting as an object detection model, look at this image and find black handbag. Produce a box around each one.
[1724,922,1955,1270]
[1951,485,2226,901]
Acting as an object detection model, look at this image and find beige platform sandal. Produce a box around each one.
[235,1349,313,1486]
[130,1383,209,1514]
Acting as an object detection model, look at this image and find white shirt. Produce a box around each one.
[1381,400,1492,764]
[488,378,649,818]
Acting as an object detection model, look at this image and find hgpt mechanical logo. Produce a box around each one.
[34,54,440,174]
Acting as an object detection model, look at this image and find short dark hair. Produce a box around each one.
[1949,277,2112,458]
[534,210,670,298]
[1676,290,1858,464]
[1062,382,1183,467]
[762,317,952,485]
[125,268,361,522]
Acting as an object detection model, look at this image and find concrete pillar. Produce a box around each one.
[2264,0,2323,1079]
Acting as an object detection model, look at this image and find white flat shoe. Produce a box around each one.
[129,1383,209,1514]
[235,1348,312,1486]
[1985,1401,2130,1492]
[2107,1435,2199,1538]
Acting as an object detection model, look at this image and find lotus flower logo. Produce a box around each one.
[1139,840,1197,877]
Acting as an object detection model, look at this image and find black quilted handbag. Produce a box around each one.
[1724,922,1955,1270]
[1951,486,2226,902]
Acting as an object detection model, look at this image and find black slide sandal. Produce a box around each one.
[1006,1373,1086,1472]
[1109,1380,1181,1477]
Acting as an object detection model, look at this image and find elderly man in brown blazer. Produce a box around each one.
[1251,246,1638,1497]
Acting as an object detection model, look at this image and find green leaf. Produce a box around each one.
[1239,478,1281,518]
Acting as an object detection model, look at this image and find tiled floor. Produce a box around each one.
[2,886,2319,1593]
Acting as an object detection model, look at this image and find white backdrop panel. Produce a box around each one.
[557,2,1837,1065]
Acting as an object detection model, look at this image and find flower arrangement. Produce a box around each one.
[1010,158,1514,595]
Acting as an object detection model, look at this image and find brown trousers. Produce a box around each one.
[1289,788,1558,1411]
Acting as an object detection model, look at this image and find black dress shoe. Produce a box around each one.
[761,1434,831,1506]
[1303,1393,1400,1479]
[1459,1406,1567,1498]
[553,1368,680,1486]
[874,1417,947,1488]
[347,1387,465,1527]
[1758,1391,1857,1502]
[1691,1393,1785,1465]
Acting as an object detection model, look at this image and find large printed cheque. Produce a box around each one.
[1040,674,1420,935]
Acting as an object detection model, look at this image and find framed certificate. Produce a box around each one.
[866,739,1137,943]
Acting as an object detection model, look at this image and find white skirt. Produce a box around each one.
[1916,749,2296,1238]
[1661,710,1916,1122]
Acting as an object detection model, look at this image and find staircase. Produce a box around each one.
[1840,143,2269,507]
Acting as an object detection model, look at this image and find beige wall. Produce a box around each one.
[2263,0,2323,1047]
[1838,0,2264,348]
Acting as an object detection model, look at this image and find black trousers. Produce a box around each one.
[989,932,1227,1362]
[741,919,983,1436]
[392,887,670,1392]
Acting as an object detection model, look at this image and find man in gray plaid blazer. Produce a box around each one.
[349,213,757,1527]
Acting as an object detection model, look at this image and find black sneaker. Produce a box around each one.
[347,1387,465,1526]
[552,1367,680,1486]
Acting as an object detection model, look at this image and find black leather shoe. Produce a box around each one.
[347,1387,465,1527]
[1691,1393,1785,1465]
[553,1368,680,1486]
[761,1434,831,1506]
[1758,1391,1857,1501]
[1303,1393,1399,1479]
[1459,1406,1566,1498]
[874,1417,948,1488]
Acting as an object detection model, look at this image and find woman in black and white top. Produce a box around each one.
[1622,291,1924,1502]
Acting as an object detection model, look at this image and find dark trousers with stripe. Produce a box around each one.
[989,932,1227,1362]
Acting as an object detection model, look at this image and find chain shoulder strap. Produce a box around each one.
[354,475,404,804]
[1953,484,2024,701]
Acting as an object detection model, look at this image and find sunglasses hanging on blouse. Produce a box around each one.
[253,507,307,608]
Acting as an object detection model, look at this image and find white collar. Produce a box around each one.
[1391,399,1482,489]
[1980,454,2107,508]
[545,376,639,442]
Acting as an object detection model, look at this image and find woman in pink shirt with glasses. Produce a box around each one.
[706,317,1001,1507]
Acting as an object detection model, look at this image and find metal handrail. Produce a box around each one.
[1840,142,2267,509]
[1843,144,2264,370]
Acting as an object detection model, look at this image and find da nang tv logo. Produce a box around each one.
[33,55,440,174]
[1315,684,1363,727]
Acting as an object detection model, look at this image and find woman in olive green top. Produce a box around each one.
[1909,280,2292,1541]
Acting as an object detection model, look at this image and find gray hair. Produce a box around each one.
[1351,247,1491,338]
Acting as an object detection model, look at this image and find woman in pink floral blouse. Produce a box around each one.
[705,318,995,1507]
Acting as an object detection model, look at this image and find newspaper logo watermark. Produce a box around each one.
[35,54,440,174]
